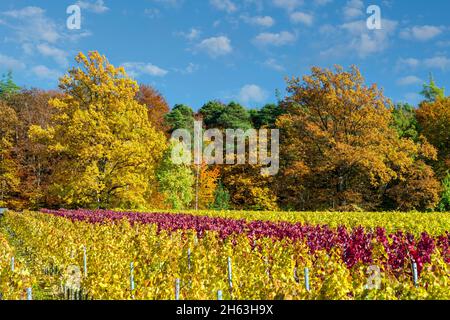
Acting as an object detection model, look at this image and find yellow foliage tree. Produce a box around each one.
[30,51,167,209]
[196,163,220,210]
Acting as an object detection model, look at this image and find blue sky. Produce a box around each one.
[1,0,450,110]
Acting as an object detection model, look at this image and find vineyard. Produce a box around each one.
[0,209,449,300]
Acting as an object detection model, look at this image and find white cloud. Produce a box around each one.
[340,20,366,34]
[151,0,185,7]
[244,0,265,11]
[122,62,168,77]
[36,44,69,67]
[314,0,332,5]
[253,31,296,46]
[424,56,450,70]
[197,36,233,57]
[343,0,364,20]
[0,53,26,70]
[2,6,60,43]
[290,12,313,26]
[76,0,109,13]
[31,65,61,80]
[185,63,199,73]
[320,18,398,58]
[174,62,199,74]
[397,57,420,69]
[239,84,268,103]
[319,24,335,35]
[177,28,201,41]
[404,92,422,105]
[144,8,161,19]
[400,25,444,41]
[210,0,237,13]
[338,19,398,57]
[396,56,450,71]
[3,6,44,18]
[397,75,422,86]
[263,58,285,71]
[241,15,275,27]
[272,0,303,11]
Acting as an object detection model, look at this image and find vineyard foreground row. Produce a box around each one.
[0,209,449,300]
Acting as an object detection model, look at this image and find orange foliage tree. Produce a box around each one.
[0,101,20,208]
[196,163,220,210]
[5,90,58,209]
[416,97,450,175]
[136,84,170,133]
[276,65,440,211]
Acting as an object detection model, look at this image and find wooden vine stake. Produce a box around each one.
[227,257,233,298]
[175,279,180,300]
[187,248,191,271]
[26,288,32,301]
[412,261,419,288]
[130,262,135,299]
[83,245,88,278]
[293,266,300,283]
[304,267,311,292]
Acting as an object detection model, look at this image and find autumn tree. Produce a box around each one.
[136,84,170,132]
[222,163,278,211]
[392,103,419,141]
[0,101,20,207]
[5,89,58,209]
[416,88,450,210]
[0,71,20,98]
[277,65,439,211]
[420,74,445,102]
[250,103,285,129]
[196,163,220,210]
[438,172,450,211]
[212,182,230,210]
[386,161,441,211]
[199,101,252,130]
[197,100,278,210]
[416,96,450,175]
[165,104,195,133]
[156,142,194,209]
[30,51,166,209]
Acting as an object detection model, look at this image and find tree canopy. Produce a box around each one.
[29,52,166,209]
[165,104,195,133]
[0,51,448,213]
[199,101,252,130]
[0,71,20,98]
[276,65,439,211]
[420,74,445,102]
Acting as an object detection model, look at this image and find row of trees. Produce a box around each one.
[0,51,449,212]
